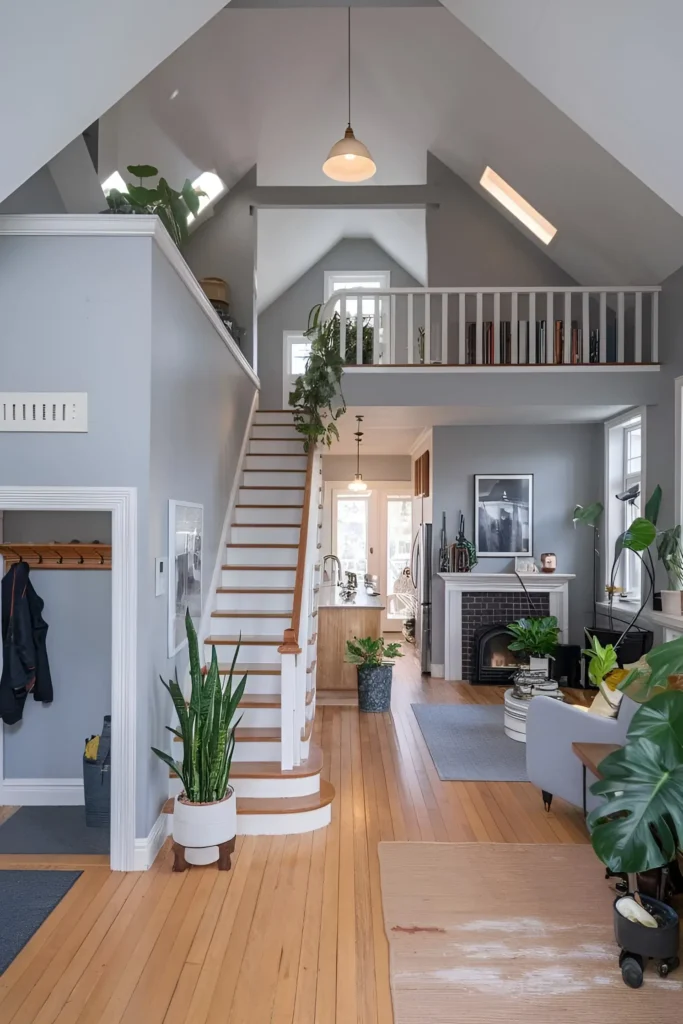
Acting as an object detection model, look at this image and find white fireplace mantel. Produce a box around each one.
[438,573,576,682]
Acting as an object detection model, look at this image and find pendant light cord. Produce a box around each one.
[347,6,351,128]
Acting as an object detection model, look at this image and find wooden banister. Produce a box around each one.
[278,444,315,655]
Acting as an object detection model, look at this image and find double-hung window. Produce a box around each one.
[283,331,312,406]
[622,420,642,599]
[605,410,644,603]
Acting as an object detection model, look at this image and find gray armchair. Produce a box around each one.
[525,694,639,813]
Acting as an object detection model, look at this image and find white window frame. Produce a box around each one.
[675,376,683,526]
[323,270,391,301]
[282,330,311,407]
[604,407,646,605]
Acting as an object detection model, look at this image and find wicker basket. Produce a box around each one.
[200,277,230,305]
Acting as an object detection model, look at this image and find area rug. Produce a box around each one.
[0,870,81,974]
[411,704,527,781]
[0,807,109,855]
[379,842,683,1023]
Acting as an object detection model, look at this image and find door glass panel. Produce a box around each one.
[336,495,369,577]
[386,497,412,619]
[290,340,311,375]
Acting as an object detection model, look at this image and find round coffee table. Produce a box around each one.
[504,688,531,742]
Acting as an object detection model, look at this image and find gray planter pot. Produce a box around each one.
[358,664,393,712]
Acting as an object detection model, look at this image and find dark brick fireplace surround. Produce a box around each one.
[461,591,550,682]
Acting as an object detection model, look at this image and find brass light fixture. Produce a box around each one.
[348,415,368,491]
[323,9,376,183]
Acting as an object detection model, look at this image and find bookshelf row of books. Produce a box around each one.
[464,320,617,365]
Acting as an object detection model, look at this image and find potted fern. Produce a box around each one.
[344,636,403,712]
[152,610,246,868]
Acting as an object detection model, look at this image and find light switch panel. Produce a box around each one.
[155,557,167,597]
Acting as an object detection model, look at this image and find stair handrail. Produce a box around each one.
[280,443,315,654]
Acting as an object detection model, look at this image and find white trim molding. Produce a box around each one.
[133,810,171,871]
[675,376,683,526]
[438,572,575,682]
[0,778,84,806]
[0,214,259,390]
[0,486,137,872]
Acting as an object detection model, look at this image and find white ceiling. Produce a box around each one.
[256,208,426,311]
[100,6,683,300]
[331,404,629,454]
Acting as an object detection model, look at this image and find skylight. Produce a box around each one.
[187,171,226,223]
[479,166,557,246]
[101,171,127,195]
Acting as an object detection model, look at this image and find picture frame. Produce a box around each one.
[475,475,533,557]
[168,500,203,657]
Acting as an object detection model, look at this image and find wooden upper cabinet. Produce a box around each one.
[414,450,430,498]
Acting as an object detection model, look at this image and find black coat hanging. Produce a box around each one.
[0,560,53,724]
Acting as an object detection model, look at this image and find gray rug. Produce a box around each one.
[0,870,81,974]
[411,704,528,781]
[0,807,109,855]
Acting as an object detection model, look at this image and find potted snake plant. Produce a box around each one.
[152,609,246,867]
[344,636,403,712]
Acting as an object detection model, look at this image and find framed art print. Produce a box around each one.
[475,475,533,557]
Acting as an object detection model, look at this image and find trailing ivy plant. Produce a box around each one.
[104,164,205,247]
[289,304,348,451]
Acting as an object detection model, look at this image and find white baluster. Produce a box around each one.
[373,295,380,364]
[476,292,483,364]
[493,292,500,364]
[441,293,448,365]
[634,292,642,363]
[617,291,625,363]
[564,291,572,364]
[458,293,466,365]
[340,294,347,359]
[582,292,590,363]
[280,652,296,771]
[651,292,659,362]
[511,292,518,364]
[546,291,554,364]
[356,294,363,365]
[528,293,536,364]
[390,294,396,364]
[407,293,414,364]
[424,294,431,364]
[600,292,607,363]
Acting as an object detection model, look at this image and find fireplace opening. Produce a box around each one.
[473,623,528,685]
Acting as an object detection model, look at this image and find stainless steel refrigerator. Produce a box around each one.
[410,523,432,674]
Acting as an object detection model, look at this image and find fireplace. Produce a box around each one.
[460,590,550,682]
[474,623,528,685]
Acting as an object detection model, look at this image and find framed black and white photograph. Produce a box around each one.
[475,475,533,557]
[168,500,203,656]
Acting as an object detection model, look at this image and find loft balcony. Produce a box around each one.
[319,285,661,410]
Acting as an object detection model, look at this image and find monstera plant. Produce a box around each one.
[588,636,683,874]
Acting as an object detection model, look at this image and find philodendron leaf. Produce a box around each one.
[181,178,202,216]
[621,516,656,552]
[127,164,158,178]
[572,501,604,527]
[627,689,683,751]
[619,635,683,702]
[644,484,662,526]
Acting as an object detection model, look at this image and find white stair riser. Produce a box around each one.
[251,424,300,440]
[221,568,296,587]
[238,706,281,728]
[240,471,305,487]
[170,773,320,800]
[217,591,293,611]
[238,804,331,835]
[234,506,302,525]
[249,439,305,455]
[211,614,291,635]
[253,411,296,425]
[230,525,300,545]
[225,546,297,567]
[241,675,282,696]
[205,642,281,664]
[238,487,304,504]
[244,455,307,472]
[233,739,281,761]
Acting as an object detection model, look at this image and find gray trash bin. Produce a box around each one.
[83,714,111,828]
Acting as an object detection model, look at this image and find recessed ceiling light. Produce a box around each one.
[101,171,127,195]
[479,166,557,245]
[169,89,179,100]
[186,171,227,224]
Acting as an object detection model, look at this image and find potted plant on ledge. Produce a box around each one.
[344,636,403,712]
[152,610,246,870]
[657,525,683,616]
[507,616,560,678]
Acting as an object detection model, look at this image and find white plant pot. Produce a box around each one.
[529,656,550,675]
[173,788,236,865]
[660,590,683,617]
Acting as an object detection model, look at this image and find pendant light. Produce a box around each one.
[323,9,376,183]
[348,415,368,492]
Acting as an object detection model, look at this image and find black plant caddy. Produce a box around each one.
[614,894,680,988]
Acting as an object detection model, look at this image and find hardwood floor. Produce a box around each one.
[0,650,591,1023]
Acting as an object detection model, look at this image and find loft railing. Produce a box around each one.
[318,286,661,367]
[278,444,320,770]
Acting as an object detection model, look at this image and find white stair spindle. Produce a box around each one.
[407,293,414,364]
[617,291,625,363]
[356,294,363,365]
[340,294,346,359]
[651,291,659,362]
[546,291,554,364]
[476,292,483,364]
[564,291,572,364]
[511,292,518,364]
[493,292,500,364]
[390,294,396,364]
[373,295,380,364]
[582,292,590,363]
[600,292,607,363]
[528,293,536,364]
[634,292,642,363]
[458,293,466,365]
[441,293,448,364]
[424,293,431,364]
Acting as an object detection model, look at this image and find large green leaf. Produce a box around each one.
[588,733,683,873]
[626,687,683,749]
[621,516,656,552]
[127,164,158,178]
[181,178,202,217]
[619,634,683,702]
[572,502,604,527]
[644,484,662,526]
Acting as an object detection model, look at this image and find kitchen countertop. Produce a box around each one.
[317,583,385,611]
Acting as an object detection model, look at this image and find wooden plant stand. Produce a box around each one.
[172,836,236,872]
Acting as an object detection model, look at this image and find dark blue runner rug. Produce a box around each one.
[0,870,81,974]
[0,807,109,855]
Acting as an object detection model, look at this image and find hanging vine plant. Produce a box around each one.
[288,304,348,451]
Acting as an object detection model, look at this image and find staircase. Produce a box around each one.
[166,408,333,834]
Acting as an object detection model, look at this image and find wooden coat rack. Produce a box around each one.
[0,543,112,570]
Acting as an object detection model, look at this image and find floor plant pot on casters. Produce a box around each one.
[172,788,237,870]
[358,664,393,713]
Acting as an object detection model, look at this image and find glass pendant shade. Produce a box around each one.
[323,126,376,183]
[348,474,368,492]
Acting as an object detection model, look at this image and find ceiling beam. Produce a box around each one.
[249,184,439,209]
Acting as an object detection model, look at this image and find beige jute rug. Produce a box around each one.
[379,842,683,1023]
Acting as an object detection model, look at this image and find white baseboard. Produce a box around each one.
[0,778,84,805]
[133,810,171,871]
[430,663,445,678]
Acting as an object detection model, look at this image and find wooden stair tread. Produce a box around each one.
[205,635,283,645]
[212,610,292,618]
[216,663,282,674]
[250,436,303,442]
[217,587,294,594]
[236,727,281,741]
[226,543,298,549]
[235,505,303,509]
[221,564,295,571]
[246,453,304,458]
[231,523,301,529]
[237,780,334,816]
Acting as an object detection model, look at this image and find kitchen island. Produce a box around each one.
[317,584,385,695]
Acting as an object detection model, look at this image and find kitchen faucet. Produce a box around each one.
[323,554,343,586]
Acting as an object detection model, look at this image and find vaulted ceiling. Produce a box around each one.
[99,4,683,305]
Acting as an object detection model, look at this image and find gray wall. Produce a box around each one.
[184,167,257,368]
[430,423,603,666]
[0,166,66,214]
[322,454,411,481]
[2,512,112,779]
[257,237,420,408]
